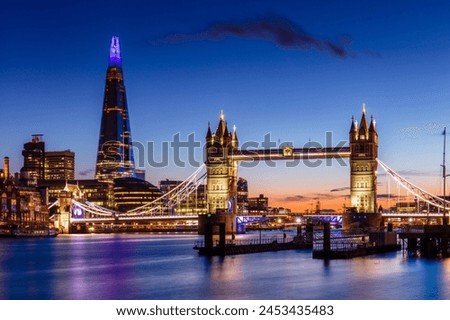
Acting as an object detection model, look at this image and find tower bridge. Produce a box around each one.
[53,105,450,234]
[201,106,378,232]
[50,37,448,233]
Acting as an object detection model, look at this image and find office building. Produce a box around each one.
[44,150,75,180]
[95,36,135,181]
[21,134,45,183]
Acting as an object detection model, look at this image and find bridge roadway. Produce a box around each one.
[303,212,447,219]
[71,215,198,223]
[70,214,291,224]
[69,212,446,224]
[381,212,447,218]
[229,147,351,161]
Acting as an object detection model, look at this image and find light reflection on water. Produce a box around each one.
[0,232,449,299]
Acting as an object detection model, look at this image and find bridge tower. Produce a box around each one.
[199,112,238,234]
[346,105,381,228]
[55,182,84,233]
[56,189,72,234]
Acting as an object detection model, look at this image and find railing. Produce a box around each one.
[382,212,447,217]
[313,235,369,252]
[399,226,424,233]
[194,235,293,248]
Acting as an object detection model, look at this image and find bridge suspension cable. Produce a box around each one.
[48,200,59,210]
[124,164,206,216]
[70,164,207,218]
[377,159,448,211]
[72,199,120,217]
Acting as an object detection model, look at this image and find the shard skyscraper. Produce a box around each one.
[95,36,135,181]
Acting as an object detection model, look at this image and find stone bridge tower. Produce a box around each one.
[347,105,380,228]
[199,112,238,234]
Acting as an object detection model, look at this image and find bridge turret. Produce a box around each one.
[201,111,238,235]
[215,110,227,146]
[56,189,73,234]
[349,116,358,143]
[231,125,239,150]
[347,104,380,228]
[223,121,230,147]
[369,115,378,144]
[358,104,369,140]
[206,122,214,147]
[205,111,233,215]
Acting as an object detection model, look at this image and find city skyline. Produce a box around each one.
[2,1,450,211]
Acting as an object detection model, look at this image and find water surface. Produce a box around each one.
[1,232,449,299]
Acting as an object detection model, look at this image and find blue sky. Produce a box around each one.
[2,0,450,210]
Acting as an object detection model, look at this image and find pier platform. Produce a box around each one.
[312,222,401,259]
[195,220,313,256]
[313,240,401,259]
[194,236,311,256]
[399,225,450,257]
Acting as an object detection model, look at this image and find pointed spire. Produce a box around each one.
[369,115,376,132]
[63,180,70,192]
[108,36,122,67]
[206,122,212,140]
[369,115,378,143]
[231,124,238,147]
[223,121,229,138]
[358,104,368,138]
[221,121,230,147]
[215,110,226,138]
[349,115,356,133]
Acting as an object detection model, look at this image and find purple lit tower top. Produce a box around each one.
[108,36,122,67]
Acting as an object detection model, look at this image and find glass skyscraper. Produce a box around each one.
[95,36,135,181]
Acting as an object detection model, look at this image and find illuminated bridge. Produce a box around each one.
[51,155,450,232]
[51,108,450,232]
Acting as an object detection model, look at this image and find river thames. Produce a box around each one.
[1,231,450,300]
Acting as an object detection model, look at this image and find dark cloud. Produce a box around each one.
[282,192,342,202]
[330,187,350,192]
[312,193,340,200]
[152,17,353,58]
[284,195,306,202]
[377,193,409,200]
[377,193,396,199]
